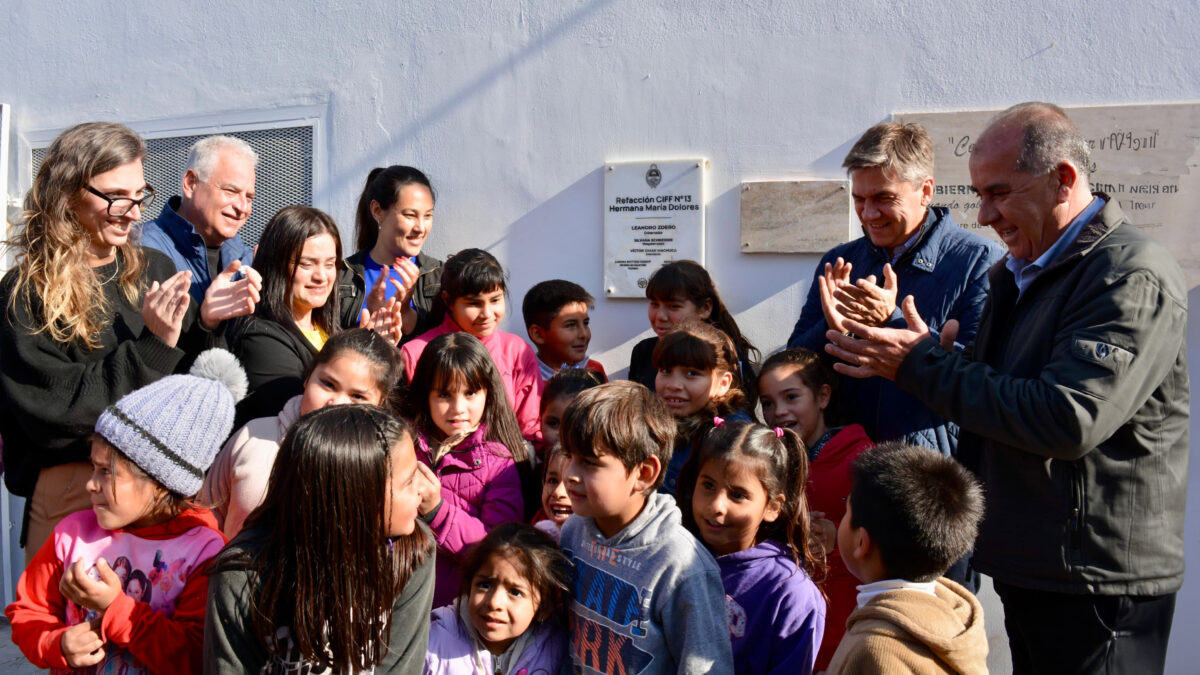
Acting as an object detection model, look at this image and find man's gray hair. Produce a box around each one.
[842,122,935,185]
[186,135,258,181]
[982,102,1091,177]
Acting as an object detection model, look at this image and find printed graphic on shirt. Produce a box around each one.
[265,619,406,674]
[63,548,194,674]
[571,556,646,634]
[726,595,746,638]
[570,614,653,674]
[565,547,654,674]
[264,625,358,675]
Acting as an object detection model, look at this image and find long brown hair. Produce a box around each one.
[404,332,529,464]
[759,348,842,426]
[251,206,343,339]
[223,405,433,671]
[457,523,570,624]
[645,260,759,363]
[8,122,147,347]
[682,420,827,587]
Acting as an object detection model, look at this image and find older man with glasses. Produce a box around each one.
[142,135,262,303]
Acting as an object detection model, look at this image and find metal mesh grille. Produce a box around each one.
[32,125,313,246]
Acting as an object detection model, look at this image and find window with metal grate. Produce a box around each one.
[32,125,313,246]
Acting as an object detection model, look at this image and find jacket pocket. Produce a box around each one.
[1070,336,1132,374]
[1067,462,1085,566]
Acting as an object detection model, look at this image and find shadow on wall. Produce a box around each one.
[449,122,888,370]
[326,0,617,203]
[487,166,606,328]
[687,126,878,352]
[483,126,879,372]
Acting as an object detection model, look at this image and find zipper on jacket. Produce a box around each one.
[1068,464,1084,563]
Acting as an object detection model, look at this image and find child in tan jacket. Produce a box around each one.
[828,442,988,674]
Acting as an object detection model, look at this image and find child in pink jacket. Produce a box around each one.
[400,248,543,442]
[405,331,530,607]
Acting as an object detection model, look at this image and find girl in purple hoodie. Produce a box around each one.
[407,332,531,607]
[683,419,829,675]
[425,523,569,674]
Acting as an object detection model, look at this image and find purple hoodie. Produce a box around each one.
[425,604,567,674]
[718,540,825,675]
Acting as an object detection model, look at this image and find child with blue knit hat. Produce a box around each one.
[6,349,246,675]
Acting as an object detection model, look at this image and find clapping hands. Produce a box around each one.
[201,260,262,329]
[817,258,899,332]
[142,271,191,347]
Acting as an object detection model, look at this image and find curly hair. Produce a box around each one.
[8,122,148,347]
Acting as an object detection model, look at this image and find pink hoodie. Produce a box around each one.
[416,426,524,607]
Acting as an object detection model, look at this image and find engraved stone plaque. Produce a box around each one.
[604,159,706,298]
[739,180,853,253]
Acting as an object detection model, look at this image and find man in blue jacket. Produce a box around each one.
[788,122,1003,457]
[142,135,259,303]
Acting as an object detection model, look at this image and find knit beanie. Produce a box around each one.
[94,349,248,496]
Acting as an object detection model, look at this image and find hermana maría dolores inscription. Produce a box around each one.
[604,159,706,298]
[895,103,1200,286]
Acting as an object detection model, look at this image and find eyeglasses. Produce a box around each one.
[84,184,156,217]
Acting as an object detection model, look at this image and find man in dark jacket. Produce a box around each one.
[825,102,1188,674]
[788,122,1003,457]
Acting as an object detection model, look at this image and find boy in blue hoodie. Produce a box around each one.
[558,381,733,674]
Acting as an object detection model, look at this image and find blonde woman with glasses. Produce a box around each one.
[0,121,259,562]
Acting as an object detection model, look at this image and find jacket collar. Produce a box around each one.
[437,314,499,349]
[113,506,222,540]
[154,195,250,259]
[277,395,305,436]
[347,249,440,273]
[1043,193,1123,273]
[155,196,204,251]
[588,490,679,548]
[864,206,955,274]
[718,539,788,563]
[987,192,1122,297]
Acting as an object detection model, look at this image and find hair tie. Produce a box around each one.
[713,416,725,427]
[774,427,785,438]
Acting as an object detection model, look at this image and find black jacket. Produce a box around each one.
[344,250,442,346]
[228,314,316,429]
[0,249,216,497]
[898,197,1189,595]
[230,263,368,428]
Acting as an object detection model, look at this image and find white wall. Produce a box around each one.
[3,1,1198,669]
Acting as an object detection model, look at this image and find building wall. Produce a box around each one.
[3,1,1198,668]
